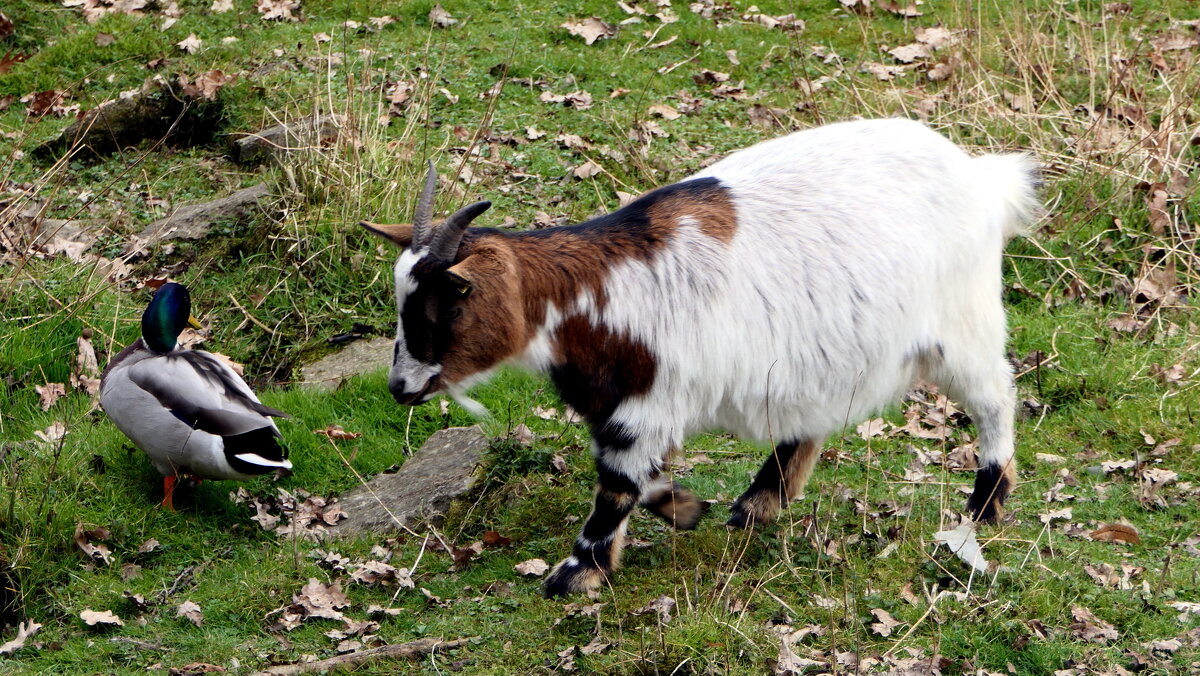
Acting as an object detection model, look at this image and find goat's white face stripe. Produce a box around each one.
[390,248,442,392]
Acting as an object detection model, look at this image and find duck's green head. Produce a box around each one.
[141,282,202,353]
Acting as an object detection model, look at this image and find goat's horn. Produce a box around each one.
[428,201,492,261]
[412,160,438,249]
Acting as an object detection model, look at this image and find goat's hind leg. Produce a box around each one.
[641,475,707,530]
[930,350,1018,523]
[728,438,821,528]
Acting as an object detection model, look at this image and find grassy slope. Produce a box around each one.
[1,0,1198,673]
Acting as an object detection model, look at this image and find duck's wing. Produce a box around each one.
[126,351,287,438]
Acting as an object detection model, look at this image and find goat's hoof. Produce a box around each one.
[543,557,606,598]
[725,508,754,530]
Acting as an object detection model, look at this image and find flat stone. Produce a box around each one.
[330,426,488,538]
[231,113,349,164]
[298,336,393,392]
[136,183,270,244]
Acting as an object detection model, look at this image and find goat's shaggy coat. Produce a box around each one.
[362,118,1040,596]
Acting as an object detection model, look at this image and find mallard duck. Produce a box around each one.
[100,282,292,508]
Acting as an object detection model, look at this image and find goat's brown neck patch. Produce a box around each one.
[434,178,731,388]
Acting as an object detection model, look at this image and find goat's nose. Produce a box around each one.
[388,377,408,403]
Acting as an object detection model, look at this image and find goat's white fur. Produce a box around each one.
[513,118,1036,477]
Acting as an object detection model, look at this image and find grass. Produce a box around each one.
[2,0,1199,672]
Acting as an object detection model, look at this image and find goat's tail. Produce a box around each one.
[972,153,1041,242]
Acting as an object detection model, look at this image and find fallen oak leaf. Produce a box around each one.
[80,609,124,627]
[176,33,202,54]
[1070,605,1118,643]
[869,608,904,637]
[429,4,457,27]
[74,523,113,566]
[313,424,361,440]
[514,558,549,576]
[1090,523,1140,545]
[561,17,615,45]
[35,382,67,411]
[0,619,42,655]
[932,521,989,574]
[176,600,204,627]
[34,421,68,443]
[481,530,511,548]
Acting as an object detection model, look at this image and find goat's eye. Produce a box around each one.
[446,307,463,321]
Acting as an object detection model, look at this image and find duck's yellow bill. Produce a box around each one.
[187,315,203,330]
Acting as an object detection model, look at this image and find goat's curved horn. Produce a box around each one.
[428,200,492,261]
[412,160,438,249]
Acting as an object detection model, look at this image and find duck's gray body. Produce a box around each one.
[100,338,291,480]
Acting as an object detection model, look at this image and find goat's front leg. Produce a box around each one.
[544,431,653,597]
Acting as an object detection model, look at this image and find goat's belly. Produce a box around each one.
[691,357,919,443]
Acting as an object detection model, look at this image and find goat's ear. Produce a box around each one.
[444,264,474,298]
[359,221,414,248]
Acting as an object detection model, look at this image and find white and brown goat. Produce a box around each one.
[361,118,1039,596]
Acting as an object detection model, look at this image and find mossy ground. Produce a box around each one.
[1,0,1198,673]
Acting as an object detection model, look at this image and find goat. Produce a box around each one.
[360,118,1039,597]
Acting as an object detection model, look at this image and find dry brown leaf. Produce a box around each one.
[1143,182,1171,234]
[573,160,602,179]
[80,609,124,627]
[933,522,989,573]
[857,418,887,440]
[861,62,908,81]
[880,0,921,16]
[176,33,202,54]
[177,600,204,627]
[34,421,68,443]
[137,538,160,554]
[561,17,615,45]
[22,89,77,117]
[211,0,233,12]
[74,524,114,566]
[482,530,512,548]
[914,26,958,49]
[514,558,549,576]
[525,126,546,140]
[312,424,362,440]
[1151,33,1200,52]
[35,382,67,411]
[692,68,730,85]
[0,619,42,655]
[429,4,457,27]
[648,103,681,120]
[888,42,931,63]
[350,560,414,587]
[255,0,300,21]
[776,635,825,674]
[632,595,676,623]
[869,608,904,637]
[178,70,236,101]
[1070,605,1118,643]
[1090,523,1140,545]
[539,90,593,110]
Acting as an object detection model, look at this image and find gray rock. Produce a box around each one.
[232,113,349,164]
[298,336,393,392]
[330,426,488,538]
[137,183,270,244]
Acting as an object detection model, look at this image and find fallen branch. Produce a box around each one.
[251,637,474,675]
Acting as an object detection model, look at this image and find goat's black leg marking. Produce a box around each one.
[728,438,820,528]
[966,461,1016,523]
[544,454,640,597]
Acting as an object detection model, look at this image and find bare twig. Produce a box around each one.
[251,637,474,675]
